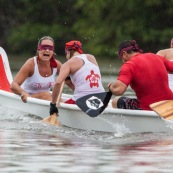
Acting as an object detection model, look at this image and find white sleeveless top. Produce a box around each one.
[70,54,105,101]
[168,60,173,92]
[21,57,57,94]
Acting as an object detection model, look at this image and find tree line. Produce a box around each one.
[1,0,173,58]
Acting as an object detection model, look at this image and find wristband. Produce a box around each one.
[50,102,56,106]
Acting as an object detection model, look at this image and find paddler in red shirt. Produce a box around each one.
[108,40,173,110]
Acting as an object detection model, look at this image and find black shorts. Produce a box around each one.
[117,97,142,110]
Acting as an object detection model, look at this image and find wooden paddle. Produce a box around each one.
[43,81,65,125]
[149,100,173,120]
[76,91,112,117]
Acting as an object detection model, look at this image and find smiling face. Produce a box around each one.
[38,39,54,61]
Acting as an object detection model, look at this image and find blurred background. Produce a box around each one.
[1,0,173,73]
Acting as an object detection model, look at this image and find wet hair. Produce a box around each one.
[118,40,143,59]
[38,36,55,46]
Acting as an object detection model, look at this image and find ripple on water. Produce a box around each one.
[1,106,173,172]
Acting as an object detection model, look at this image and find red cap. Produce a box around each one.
[65,40,83,54]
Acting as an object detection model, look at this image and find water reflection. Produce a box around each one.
[0,73,171,172]
[0,128,173,172]
[114,139,173,172]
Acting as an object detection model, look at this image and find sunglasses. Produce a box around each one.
[37,44,54,51]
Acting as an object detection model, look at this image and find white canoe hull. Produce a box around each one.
[59,102,172,133]
[0,46,172,134]
[0,89,172,133]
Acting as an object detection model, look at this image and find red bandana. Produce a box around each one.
[65,40,83,54]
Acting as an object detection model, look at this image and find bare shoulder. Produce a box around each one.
[86,54,96,59]
[156,48,173,60]
[19,57,35,75]
[156,48,170,55]
[68,56,83,67]
[86,54,98,65]
[21,57,34,68]
[64,56,83,74]
[14,57,34,79]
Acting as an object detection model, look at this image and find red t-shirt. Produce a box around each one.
[118,53,173,110]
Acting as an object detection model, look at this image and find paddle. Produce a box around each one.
[43,81,65,125]
[76,91,112,117]
[149,100,173,120]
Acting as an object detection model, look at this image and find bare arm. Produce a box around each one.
[55,59,74,90]
[109,80,128,95]
[65,78,75,90]
[10,58,33,100]
[52,62,71,104]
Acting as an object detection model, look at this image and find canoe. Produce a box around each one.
[0,47,172,134]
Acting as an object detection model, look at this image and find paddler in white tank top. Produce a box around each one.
[10,36,74,103]
[50,40,105,112]
[21,56,57,94]
[156,38,173,92]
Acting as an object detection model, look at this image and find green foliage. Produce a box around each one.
[7,23,67,54]
[1,0,173,58]
[72,0,173,56]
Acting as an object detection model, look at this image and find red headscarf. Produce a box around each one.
[65,40,83,54]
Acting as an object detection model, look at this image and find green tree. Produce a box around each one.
[1,0,173,58]
[73,0,173,56]
[6,0,79,54]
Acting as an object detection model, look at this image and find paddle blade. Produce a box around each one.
[150,100,173,120]
[50,113,60,125]
[42,113,60,126]
[76,91,112,117]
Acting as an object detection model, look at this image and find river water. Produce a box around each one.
[1,106,173,173]
[1,74,173,172]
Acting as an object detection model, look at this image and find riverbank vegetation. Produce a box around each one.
[1,0,173,62]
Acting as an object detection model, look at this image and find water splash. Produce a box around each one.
[97,115,131,138]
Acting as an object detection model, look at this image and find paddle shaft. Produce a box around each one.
[49,81,65,124]
[56,81,65,106]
